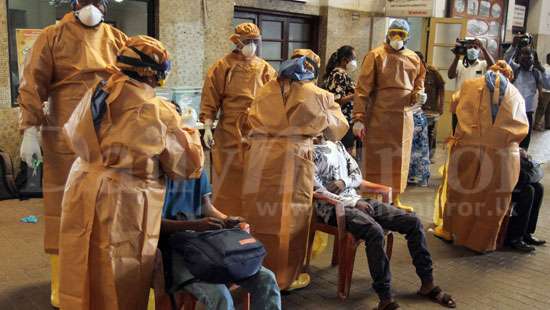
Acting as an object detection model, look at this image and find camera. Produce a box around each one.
[451,37,476,55]
[516,33,533,49]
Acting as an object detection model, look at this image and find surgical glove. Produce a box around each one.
[352,121,366,140]
[20,126,42,166]
[203,119,215,149]
[415,92,427,106]
[181,107,198,128]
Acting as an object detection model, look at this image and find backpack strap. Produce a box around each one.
[0,150,18,197]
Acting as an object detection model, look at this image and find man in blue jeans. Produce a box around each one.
[313,137,456,310]
[160,169,281,310]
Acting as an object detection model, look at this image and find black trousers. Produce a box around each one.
[507,182,544,242]
[520,111,534,150]
[426,117,438,160]
[326,199,433,300]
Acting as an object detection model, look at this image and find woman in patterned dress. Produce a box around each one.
[323,45,359,155]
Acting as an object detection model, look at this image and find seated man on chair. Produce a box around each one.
[313,136,456,310]
[160,169,281,310]
[506,148,546,252]
[159,107,281,310]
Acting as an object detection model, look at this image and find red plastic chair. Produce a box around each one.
[305,181,394,300]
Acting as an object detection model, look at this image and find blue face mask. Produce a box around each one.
[466,48,480,61]
[278,56,316,81]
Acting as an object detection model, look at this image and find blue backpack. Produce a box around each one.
[169,228,267,284]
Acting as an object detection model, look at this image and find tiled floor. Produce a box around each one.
[1,136,550,309]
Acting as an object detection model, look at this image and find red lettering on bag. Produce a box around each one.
[239,238,256,245]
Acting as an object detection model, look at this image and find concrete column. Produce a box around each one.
[158,0,205,88]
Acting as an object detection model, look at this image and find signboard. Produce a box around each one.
[386,0,434,17]
[15,29,42,79]
[513,5,526,28]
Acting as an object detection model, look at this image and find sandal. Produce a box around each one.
[418,286,456,308]
[373,301,401,310]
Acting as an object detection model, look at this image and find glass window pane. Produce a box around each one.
[262,41,282,60]
[455,0,465,13]
[268,61,281,71]
[261,21,282,40]
[288,42,310,56]
[467,0,479,15]
[233,18,254,29]
[467,19,489,36]
[289,23,310,41]
[491,3,502,18]
[432,46,456,69]
[434,23,463,45]
[479,1,491,17]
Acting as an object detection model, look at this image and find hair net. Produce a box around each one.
[388,19,410,33]
[489,60,513,80]
[279,56,316,81]
[115,36,171,84]
[229,23,261,45]
[289,49,320,79]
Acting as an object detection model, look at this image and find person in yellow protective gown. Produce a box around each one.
[200,23,277,217]
[17,1,127,306]
[242,49,348,290]
[352,19,426,212]
[438,61,529,253]
[58,36,204,310]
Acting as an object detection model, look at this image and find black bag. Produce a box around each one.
[15,160,43,200]
[169,228,266,284]
[0,150,18,200]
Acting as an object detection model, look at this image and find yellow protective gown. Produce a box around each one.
[353,44,426,193]
[200,52,276,216]
[243,79,348,289]
[58,74,204,310]
[17,12,127,254]
[442,77,528,253]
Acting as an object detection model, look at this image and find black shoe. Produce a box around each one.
[524,235,546,246]
[509,240,536,253]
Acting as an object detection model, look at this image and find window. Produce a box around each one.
[6,0,157,105]
[449,0,505,58]
[233,8,319,70]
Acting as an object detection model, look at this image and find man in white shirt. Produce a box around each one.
[448,38,495,89]
[448,38,495,131]
[312,137,456,310]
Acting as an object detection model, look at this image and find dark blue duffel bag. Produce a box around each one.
[169,228,267,284]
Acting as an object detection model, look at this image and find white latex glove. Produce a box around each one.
[181,107,198,128]
[20,126,42,166]
[352,121,366,140]
[203,119,215,149]
[415,91,427,106]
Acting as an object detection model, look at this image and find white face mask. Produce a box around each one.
[75,4,104,27]
[346,59,358,72]
[241,42,257,58]
[390,39,404,51]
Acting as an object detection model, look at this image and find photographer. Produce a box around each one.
[504,36,550,149]
[448,38,495,89]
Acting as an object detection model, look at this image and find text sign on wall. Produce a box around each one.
[386,0,435,17]
[513,5,526,28]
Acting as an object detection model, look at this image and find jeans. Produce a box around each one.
[426,116,438,160]
[520,111,534,150]
[183,267,281,310]
[507,182,544,242]
[325,199,433,300]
